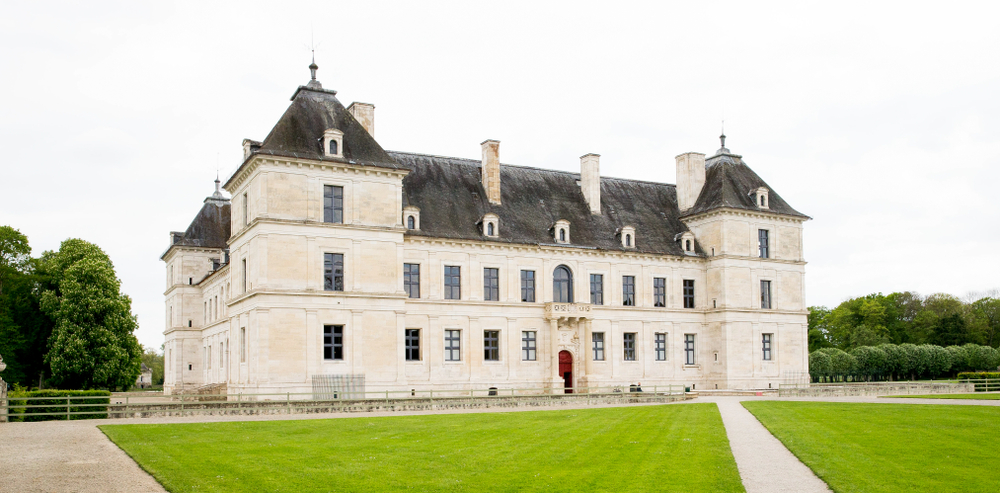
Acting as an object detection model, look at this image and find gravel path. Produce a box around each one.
[3,394,997,493]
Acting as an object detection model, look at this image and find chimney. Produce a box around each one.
[580,153,601,214]
[480,140,501,204]
[676,152,707,211]
[347,102,375,137]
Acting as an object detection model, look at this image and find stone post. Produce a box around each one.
[0,353,7,423]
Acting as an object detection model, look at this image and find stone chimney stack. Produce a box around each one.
[580,153,601,214]
[481,140,501,204]
[676,152,707,211]
[347,102,375,137]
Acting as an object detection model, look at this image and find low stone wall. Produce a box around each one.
[108,392,692,419]
[779,381,974,397]
[0,380,7,423]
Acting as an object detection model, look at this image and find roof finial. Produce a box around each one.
[720,120,726,149]
[309,50,318,81]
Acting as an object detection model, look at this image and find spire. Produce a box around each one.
[720,121,726,149]
[307,51,323,89]
[206,173,227,204]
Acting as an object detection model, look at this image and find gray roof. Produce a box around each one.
[682,147,808,219]
[164,195,230,256]
[391,152,700,256]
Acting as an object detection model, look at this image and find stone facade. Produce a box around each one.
[162,67,810,396]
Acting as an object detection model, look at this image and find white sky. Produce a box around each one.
[2,1,998,350]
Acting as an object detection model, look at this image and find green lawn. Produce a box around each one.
[881,393,1000,400]
[743,401,1000,493]
[101,403,743,493]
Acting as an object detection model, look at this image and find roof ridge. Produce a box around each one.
[387,150,676,188]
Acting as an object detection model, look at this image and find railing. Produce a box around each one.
[777,380,984,397]
[957,378,1000,392]
[3,395,111,421]
[3,385,686,422]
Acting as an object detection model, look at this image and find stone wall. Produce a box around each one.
[778,381,974,397]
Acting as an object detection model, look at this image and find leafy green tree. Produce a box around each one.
[968,298,1000,348]
[0,226,53,388]
[850,346,887,381]
[140,345,164,386]
[809,351,832,382]
[39,239,142,390]
[807,306,833,352]
[946,345,968,374]
[931,313,969,347]
[878,343,906,380]
[923,344,952,379]
[827,295,891,350]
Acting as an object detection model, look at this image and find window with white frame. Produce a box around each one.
[655,333,667,361]
[761,280,772,309]
[484,330,499,361]
[522,331,536,361]
[324,325,343,360]
[684,334,696,365]
[762,333,773,361]
[623,333,636,361]
[405,329,420,361]
[483,268,499,301]
[445,329,461,361]
[324,185,344,223]
[593,332,605,361]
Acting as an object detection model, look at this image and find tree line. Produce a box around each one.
[810,343,1000,382]
[0,225,143,390]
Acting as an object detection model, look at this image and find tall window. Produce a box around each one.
[625,234,632,247]
[405,329,420,361]
[208,345,212,369]
[655,333,666,361]
[483,268,499,301]
[324,185,344,223]
[759,229,769,259]
[484,330,499,361]
[487,223,494,236]
[240,327,246,362]
[324,253,344,291]
[242,192,248,226]
[407,215,415,229]
[553,265,573,303]
[590,274,603,305]
[623,333,636,361]
[445,329,461,361]
[762,333,773,361]
[622,276,635,306]
[684,334,695,365]
[683,279,695,309]
[559,229,566,242]
[242,259,247,293]
[404,263,420,299]
[522,331,536,361]
[323,325,343,360]
[521,270,535,302]
[653,278,666,307]
[761,280,772,309]
[444,266,461,300]
[329,140,338,155]
[592,332,605,361]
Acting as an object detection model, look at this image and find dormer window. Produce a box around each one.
[481,213,499,238]
[402,206,420,230]
[553,219,571,244]
[323,128,344,158]
[619,226,636,249]
[752,187,769,210]
[677,231,697,255]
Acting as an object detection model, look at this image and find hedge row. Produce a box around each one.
[809,343,1000,382]
[956,372,1000,379]
[6,390,111,422]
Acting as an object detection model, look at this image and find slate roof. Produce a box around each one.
[163,194,231,258]
[390,152,699,256]
[682,146,808,219]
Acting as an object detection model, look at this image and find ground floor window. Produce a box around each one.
[522,331,536,361]
[324,325,343,360]
[623,333,636,361]
[445,329,461,361]
[593,332,605,361]
[405,329,420,361]
[684,334,695,365]
[484,330,499,361]
[655,333,666,361]
[762,333,773,361]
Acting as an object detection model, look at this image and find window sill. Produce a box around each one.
[683,364,701,369]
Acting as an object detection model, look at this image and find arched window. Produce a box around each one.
[407,215,415,229]
[553,265,573,303]
[559,229,566,242]
[761,195,767,207]
[625,234,632,247]
[329,140,338,155]
[685,240,692,251]
[487,223,494,236]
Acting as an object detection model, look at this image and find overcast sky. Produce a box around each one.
[2,1,998,350]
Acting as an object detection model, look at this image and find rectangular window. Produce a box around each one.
[240,327,246,362]
[655,333,666,361]
[685,334,696,365]
[483,268,499,301]
[324,253,344,291]
[445,329,461,361]
[242,259,247,293]
[323,325,343,360]
[590,274,603,305]
[761,280,772,309]
[521,331,536,361]
[444,266,461,300]
[758,229,769,259]
[324,185,344,223]
[520,270,535,302]
[405,329,420,361]
[208,345,212,369]
[653,277,666,307]
[404,263,420,299]
[623,333,636,361]
[484,330,499,361]
[622,276,635,306]
[683,279,695,309]
[593,332,605,361]
[762,333,773,361]
[242,192,248,227]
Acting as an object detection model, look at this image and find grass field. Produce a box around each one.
[881,393,1000,400]
[743,401,1000,493]
[101,404,744,493]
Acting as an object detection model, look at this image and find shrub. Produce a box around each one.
[809,351,832,382]
[956,372,1000,379]
[924,344,952,379]
[946,345,969,374]
[7,390,111,422]
[878,344,906,380]
[850,346,887,381]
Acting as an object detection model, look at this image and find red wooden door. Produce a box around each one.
[559,350,573,393]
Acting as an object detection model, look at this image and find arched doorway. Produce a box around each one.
[559,350,573,393]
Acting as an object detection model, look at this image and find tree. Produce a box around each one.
[923,344,952,379]
[39,239,142,390]
[140,345,165,386]
[850,346,887,381]
[931,313,970,347]
[809,351,832,382]
[968,298,1000,348]
[807,306,833,352]
[0,226,52,388]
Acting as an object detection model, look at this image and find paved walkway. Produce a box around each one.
[2,394,998,493]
